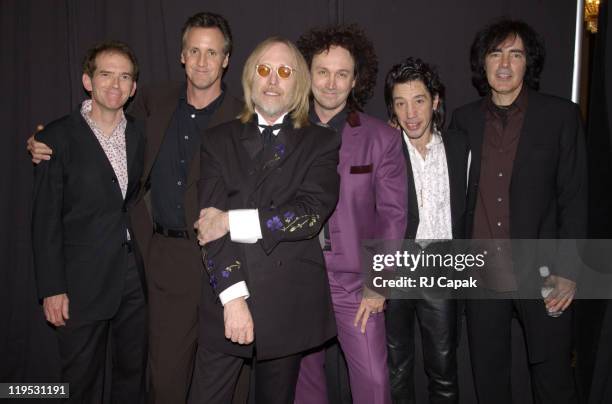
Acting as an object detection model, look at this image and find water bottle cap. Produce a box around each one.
[539,265,550,277]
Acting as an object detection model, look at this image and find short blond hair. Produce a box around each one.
[239,37,310,128]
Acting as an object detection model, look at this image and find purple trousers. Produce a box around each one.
[295,272,391,404]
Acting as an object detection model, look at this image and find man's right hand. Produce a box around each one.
[223,297,254,345]
[27,125,52,164]
[43,293,69,327]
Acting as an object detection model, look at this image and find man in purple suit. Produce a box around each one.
[295,25,407,404]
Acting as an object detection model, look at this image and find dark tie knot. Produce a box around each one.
[259,123,284,146]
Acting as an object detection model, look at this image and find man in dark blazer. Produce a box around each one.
[127,12,242,403]
[191,37,340,404]
[32,41,146,403]
[28,12,244,403]
[383,57,469,404]
[450,19,587,404]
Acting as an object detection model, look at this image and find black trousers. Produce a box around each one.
[55,253,147,404]
[189,345,302,404]
[466,298,577,404]
[146,234,202,404]
[385,298,459,404]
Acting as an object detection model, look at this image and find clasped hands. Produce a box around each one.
[194,207,230,246]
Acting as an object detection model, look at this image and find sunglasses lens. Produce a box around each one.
[257,64,271,77]
[278,66,292,79]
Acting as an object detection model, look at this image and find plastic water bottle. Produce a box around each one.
[539,266,563,317]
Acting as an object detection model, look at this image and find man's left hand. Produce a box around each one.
[194,207,229,245]
[354,295,385,334]
[543,275,577,313]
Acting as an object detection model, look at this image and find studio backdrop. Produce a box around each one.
[0,0,579,391]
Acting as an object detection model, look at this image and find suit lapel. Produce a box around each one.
[253,125,305,190]
[74,112,124,200]
[442,133,467,238]
[125,119,142,202]
[510,90,537,189]
[240,120,263,160]
[402,137,420,237]
[143,90,180,181]
[467,102,486,192]
[186,94,242,189]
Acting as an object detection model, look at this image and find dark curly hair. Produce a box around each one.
[297,24,378,111]
[384,57,446,130]
[470,18,545,96]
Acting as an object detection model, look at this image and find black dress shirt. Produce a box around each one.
[150,89,225,229]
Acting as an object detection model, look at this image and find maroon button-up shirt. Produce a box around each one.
[473,89,528,291]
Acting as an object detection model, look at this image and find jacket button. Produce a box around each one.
[112,177,117,183]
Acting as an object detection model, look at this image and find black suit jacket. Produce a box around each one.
[128,82,243,263]
[450,89,587,283]
[198,118,340,360]
[32,107,145,321]
[403,129,470,240]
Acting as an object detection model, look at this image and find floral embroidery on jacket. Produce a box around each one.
[209,273,218,290]
[266,211,320,233]
[262,143,286,169]
[221,260,241,278]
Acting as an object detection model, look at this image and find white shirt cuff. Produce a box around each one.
[219,281,250,306]
[228,209,262,243]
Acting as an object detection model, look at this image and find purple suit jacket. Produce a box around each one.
[325,112,407,282]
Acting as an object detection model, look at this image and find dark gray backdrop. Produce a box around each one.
[1,0,582,402]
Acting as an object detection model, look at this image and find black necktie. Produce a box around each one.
[258,123,284,147]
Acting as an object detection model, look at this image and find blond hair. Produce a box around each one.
[239,37,310,128]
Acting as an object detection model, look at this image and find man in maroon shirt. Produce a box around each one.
[450,19,587,404]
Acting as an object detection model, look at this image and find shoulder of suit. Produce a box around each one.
[452,98,483,117]
[354,112,397,135]
[441,128,469,149]
[138,81,184,101]
[206,118,242,137]
[220,93,243,112]
[529,90,579,113]
[125,113,145,134]
[34,111,79,148]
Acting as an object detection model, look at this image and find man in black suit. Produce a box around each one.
[190,37,340,404]
[450,19,587,404]
[28,12,244,403]
[383,57,469,404]
[32,41,146,403]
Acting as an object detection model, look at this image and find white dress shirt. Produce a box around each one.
[403,130,453,242]
[219,110,287,305]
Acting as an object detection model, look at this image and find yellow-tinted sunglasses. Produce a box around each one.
[255,64,295,79]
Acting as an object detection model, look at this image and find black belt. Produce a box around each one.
[154,222,190,239]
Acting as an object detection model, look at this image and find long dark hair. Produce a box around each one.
[470,18,545,96]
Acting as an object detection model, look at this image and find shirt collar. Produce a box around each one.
[404,129,442,151]
[80,99,126,137]
[309,105,349,133]
[485,85,529,115]
[179,83,226,114]
[255,110,288,126]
